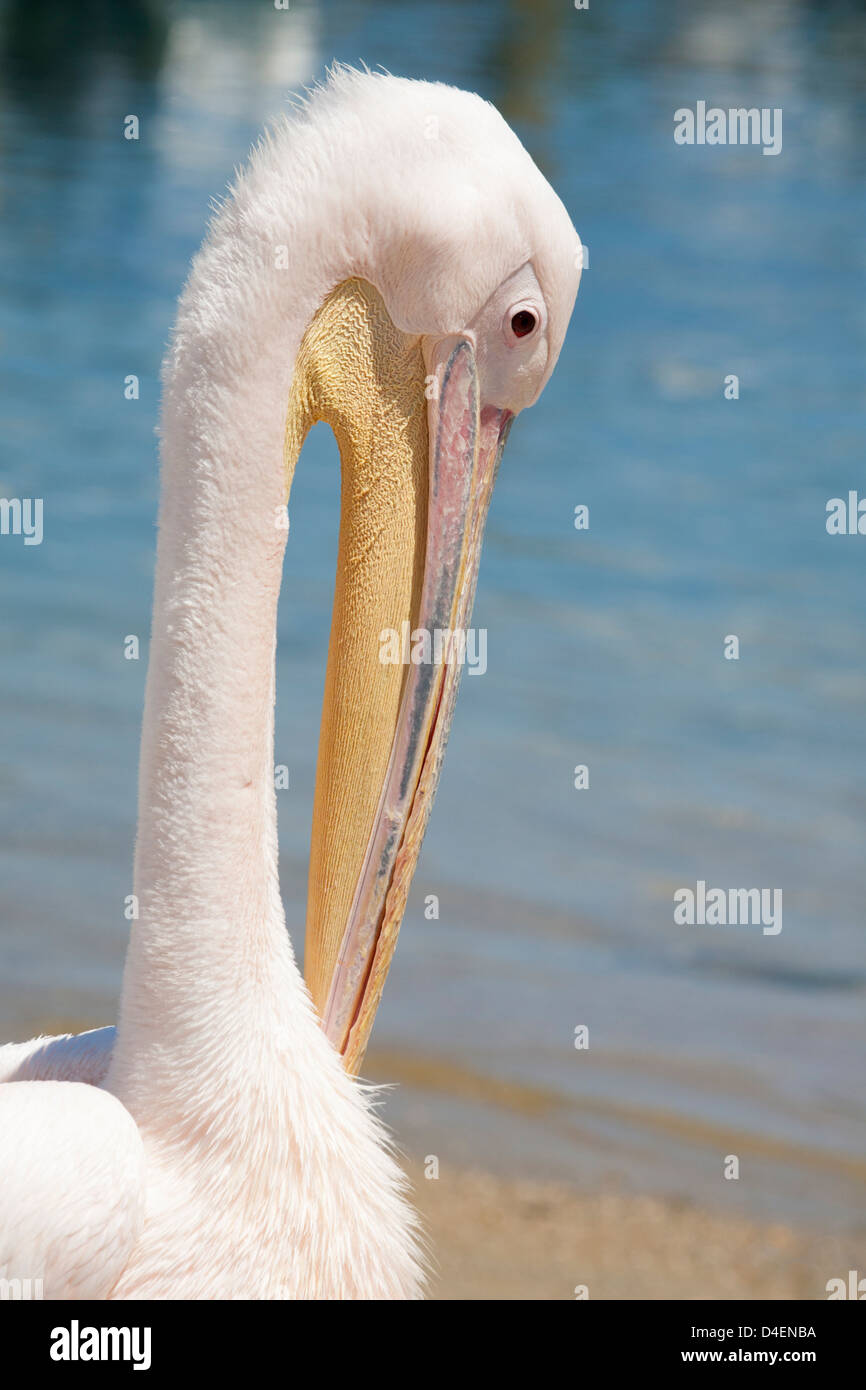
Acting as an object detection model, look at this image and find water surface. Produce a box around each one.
[1,0,864,1230]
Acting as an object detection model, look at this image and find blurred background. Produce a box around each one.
[1,0,864,1298]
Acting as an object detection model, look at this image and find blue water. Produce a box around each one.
[1,0,864,1228]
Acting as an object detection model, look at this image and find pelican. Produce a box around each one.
[0,67,580,1299]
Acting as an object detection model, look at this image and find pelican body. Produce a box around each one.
[0,68,580,1299]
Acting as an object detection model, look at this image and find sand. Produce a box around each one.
[407,1163,861,1300]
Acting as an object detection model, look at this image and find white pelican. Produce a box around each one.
[0,67,580,1299]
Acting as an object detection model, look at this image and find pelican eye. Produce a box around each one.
[510,309,537,338]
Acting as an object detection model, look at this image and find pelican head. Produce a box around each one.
[261,71,584,1072]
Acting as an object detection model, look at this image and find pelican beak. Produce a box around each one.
[294,279,510,1074]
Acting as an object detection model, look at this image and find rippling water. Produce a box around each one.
[1,0,864,1228]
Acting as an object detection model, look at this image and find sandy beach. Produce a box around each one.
[408,1163,861,1300]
